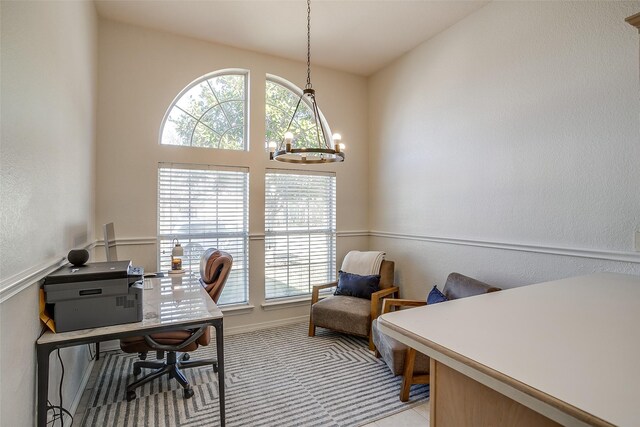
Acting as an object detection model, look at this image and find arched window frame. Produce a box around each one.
[265,73,333,150]
[160,68,249,150]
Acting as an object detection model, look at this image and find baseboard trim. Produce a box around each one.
[69,355,96,422]
[225,315,309,336]
[369,230,640,264]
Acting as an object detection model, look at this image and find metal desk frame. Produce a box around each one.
[36,299,225,426]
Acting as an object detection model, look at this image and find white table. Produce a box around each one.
[36,275,225,426]
[377,273,640,427]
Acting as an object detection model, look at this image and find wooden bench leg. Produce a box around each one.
[400,347,417,402]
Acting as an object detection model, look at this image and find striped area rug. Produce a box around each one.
[80,322,429,426]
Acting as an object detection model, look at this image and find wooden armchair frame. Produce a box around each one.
[379,298,430,402]
[309,282,399,351]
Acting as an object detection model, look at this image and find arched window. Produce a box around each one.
[265,74,331,149]
[161,70,248,150]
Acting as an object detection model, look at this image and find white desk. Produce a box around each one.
[36,275,225,426]
[378,273,640,427]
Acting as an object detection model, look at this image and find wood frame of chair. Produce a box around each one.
[377,298,431,401]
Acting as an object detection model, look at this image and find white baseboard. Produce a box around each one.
[225,315,309,336]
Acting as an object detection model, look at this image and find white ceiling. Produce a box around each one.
[94,0,489,76]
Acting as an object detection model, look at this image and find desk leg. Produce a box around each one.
[215,321,225,427]
[37,344,52,427]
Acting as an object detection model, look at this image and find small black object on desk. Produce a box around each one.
[67,249,89,266]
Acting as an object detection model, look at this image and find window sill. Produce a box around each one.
[261,293,330,311]
[220,303,255,316]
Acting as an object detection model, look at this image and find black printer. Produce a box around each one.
[44,261,144,332]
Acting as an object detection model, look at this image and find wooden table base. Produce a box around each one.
[430,359,561,427]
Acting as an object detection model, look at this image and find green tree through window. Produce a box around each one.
[265,76,330,150]
[161,71,247,150]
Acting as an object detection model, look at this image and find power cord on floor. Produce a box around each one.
[46,349,73,427]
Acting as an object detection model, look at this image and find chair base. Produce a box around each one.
[125,351,218,401]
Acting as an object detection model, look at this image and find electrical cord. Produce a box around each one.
[46,400,72,426]
[45,350,73,427]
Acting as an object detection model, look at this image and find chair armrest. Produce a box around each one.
[370,286,400,320]
[311,281,338,304]
[382,298,426,315]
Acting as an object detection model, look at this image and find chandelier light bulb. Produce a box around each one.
[268,141,277,152]
[284,132,294,143]
[332,133,342,143]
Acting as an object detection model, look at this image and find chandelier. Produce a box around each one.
[268,0,345,164]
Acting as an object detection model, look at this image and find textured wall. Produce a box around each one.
[0,1,98,424]
[96,19,369,330]
[368,1,640,296]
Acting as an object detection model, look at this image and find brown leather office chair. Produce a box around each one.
[371,272,500,401]
[120,248,232,401]
[309,256,398,351]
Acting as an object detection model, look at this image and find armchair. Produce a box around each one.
[371,272,500,401]
[308,257,398,351]
[120,248,233,401]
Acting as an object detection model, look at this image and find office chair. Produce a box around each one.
[120,248,233,401]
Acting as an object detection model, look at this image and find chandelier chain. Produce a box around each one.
[306,0,312,89]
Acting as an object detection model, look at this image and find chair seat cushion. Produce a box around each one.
[372,318,429,376]
[312,295,371,337]
[120,327,211,354]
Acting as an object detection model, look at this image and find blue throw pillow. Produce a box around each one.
[427,285,448,304]
[334,271,381,300]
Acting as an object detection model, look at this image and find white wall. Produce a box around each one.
[96,19,369,331]
[0,1,98,425]
[368,1,640,297]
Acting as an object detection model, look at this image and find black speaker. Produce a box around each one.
[67,249,89,266]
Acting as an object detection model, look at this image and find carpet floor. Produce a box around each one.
[79,322,429,426]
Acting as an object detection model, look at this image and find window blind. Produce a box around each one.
[265,170,336,299]
[158,163,249,305]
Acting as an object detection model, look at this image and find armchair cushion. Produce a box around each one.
[426,285,448,305]
[371,319,430,375]
[334,271,381,300]
[311,295,371,336]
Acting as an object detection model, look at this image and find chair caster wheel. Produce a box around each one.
[182,353,190,361]
[183,388,194,399]
[126,391,136,402]
[133,366,142,375]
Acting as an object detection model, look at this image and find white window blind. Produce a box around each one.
[158,163,249,305]
[265,170,336,299]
